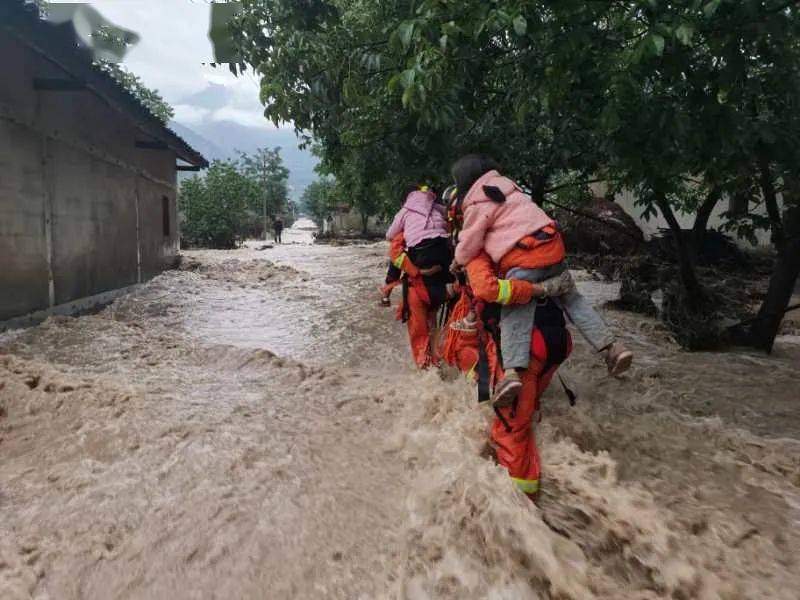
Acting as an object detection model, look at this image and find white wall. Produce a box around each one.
[591,183,776,248]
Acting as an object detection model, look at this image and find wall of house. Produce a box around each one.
[0,118,50,318]
[0,32,179,322]
[590,182,776,248]
[323,209,385,236]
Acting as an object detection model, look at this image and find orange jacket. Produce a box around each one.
[388,233,420,278]
[388,232,431,308]
[465,251,536,307]
[497,227,566,276]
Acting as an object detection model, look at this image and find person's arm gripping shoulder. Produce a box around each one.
[388,233,421,278]
[465,252,534,305]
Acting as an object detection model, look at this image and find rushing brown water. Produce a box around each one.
[1,218,799,599]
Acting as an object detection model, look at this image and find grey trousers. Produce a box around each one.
[501,263,615,370]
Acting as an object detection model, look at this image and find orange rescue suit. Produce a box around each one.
[388,233,437,368]
[443,251,572,498]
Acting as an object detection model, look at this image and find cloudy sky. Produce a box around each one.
[50,0,277,131]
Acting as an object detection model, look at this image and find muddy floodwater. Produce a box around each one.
[2,218,799,599]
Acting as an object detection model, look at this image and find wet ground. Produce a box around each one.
[1,218,799,599]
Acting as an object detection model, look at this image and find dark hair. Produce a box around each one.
[451,154,501,200]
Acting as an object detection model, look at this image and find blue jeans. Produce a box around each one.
[501,263,615,370]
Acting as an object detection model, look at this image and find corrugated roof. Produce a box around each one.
[0,0,208,168]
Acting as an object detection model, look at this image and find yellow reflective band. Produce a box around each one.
[466,360,478,381]
[496,279,512,305]
[392,253,407,269]
[511,477,540,494]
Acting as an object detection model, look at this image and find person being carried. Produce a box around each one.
[448,155,633,406]
[380,185,452,307]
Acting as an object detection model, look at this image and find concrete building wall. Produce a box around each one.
[0,119,50,319]
[323,209,385,236]
[0,31,181,323]
[48,140,140,304]
[138,179,179,280]
[591,183,776,248]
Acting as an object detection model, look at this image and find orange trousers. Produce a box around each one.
[491,362,557,498]
[398,281,437,369]
[442,292,559,498]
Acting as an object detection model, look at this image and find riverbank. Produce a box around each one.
[1,234,798,598]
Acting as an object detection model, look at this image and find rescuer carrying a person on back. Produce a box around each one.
[381,184,454,368]
[447,155,633,411]
[440,183,575,500]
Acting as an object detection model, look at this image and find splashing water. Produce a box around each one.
[1,220,799,599]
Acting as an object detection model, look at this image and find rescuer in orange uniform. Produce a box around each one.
[442,251,572,499]
[386,232,449,368]
[440,175,574,499]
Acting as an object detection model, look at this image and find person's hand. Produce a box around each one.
[528,271,576,299]
[450,260,463,275]
[419,265,442,276]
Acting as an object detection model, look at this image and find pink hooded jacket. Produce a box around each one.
[385,190,448,248]
[454,170,555,266]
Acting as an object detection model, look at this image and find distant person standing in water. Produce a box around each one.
[273,216,284,244]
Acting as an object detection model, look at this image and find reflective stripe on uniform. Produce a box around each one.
[511,477,539,494]
[466,360,478,381]
[392,253,407,269]
[496,279,512,305]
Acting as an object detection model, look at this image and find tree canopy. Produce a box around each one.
[238,147,291,231]
[232,0,800,349]
[234,1,798,203]
[179,148,291,248]
[301,177,338,226]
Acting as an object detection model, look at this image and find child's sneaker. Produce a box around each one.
[491,370,523,408]
[605,342,633,376]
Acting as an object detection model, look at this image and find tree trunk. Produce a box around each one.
[264,196,269,242]
[528,173,548,203]
[361,211,369,235]
[656,194,705,302]
[746,203,800,353]
[758,156,785,248]
[692,188,721,258]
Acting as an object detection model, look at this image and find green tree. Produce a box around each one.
[179,160,258,249]
[301,177,337,227]
[237,147,290,238]
[598,0,800,348]
[233,0,800,350]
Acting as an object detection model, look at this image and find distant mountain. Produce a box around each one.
[178,83,231,111]
[169,121,226,162]
[170,119,319,200]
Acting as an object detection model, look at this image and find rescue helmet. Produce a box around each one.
[441,184,458,207]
